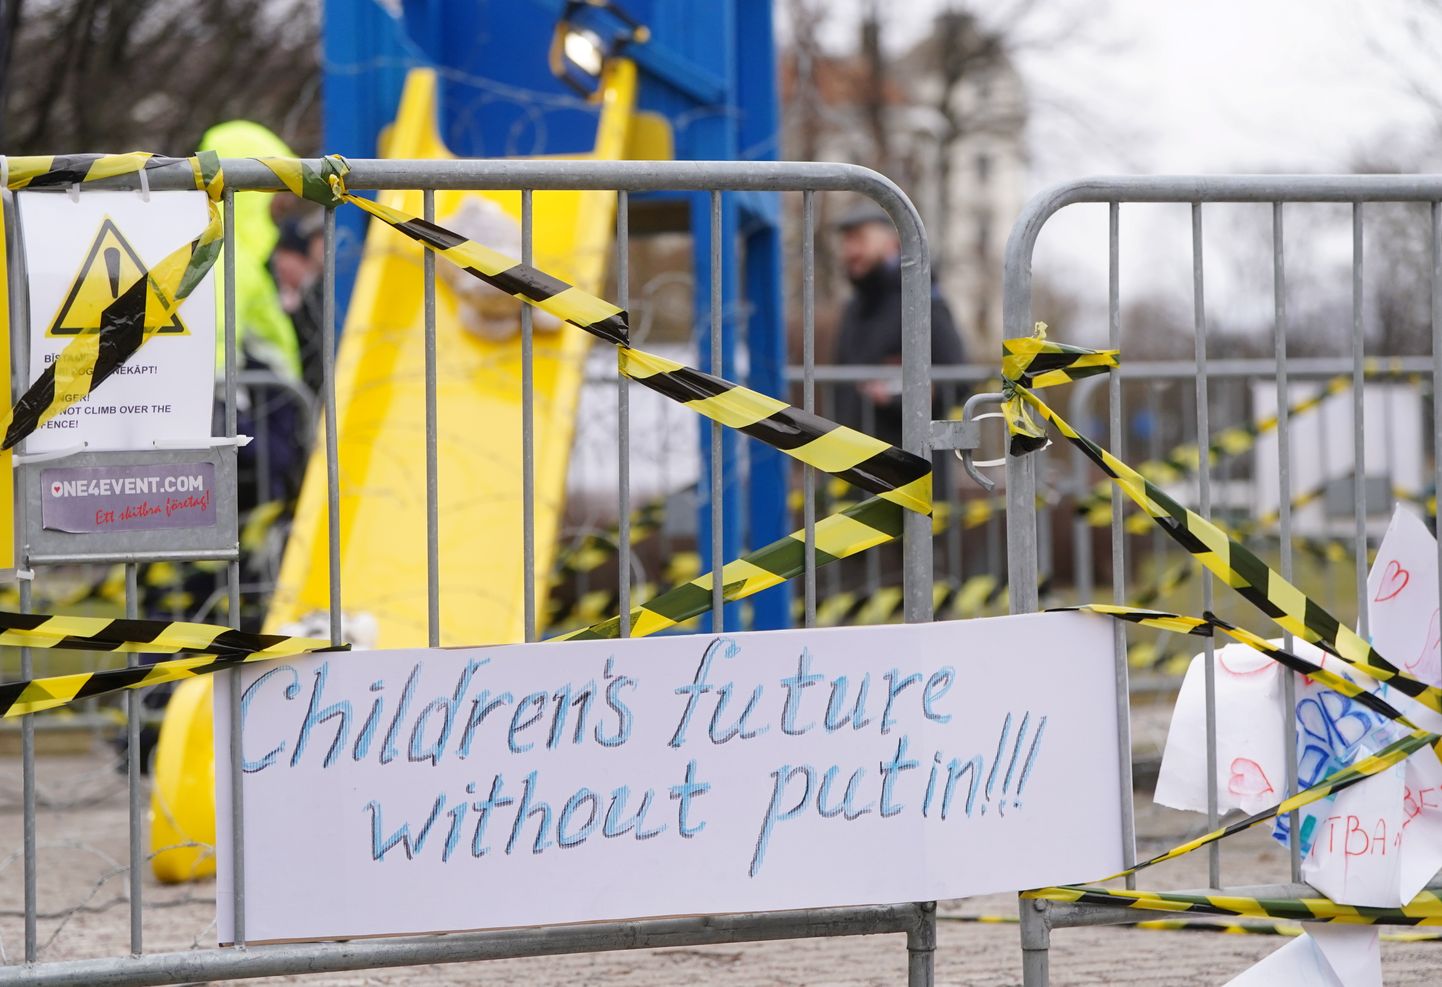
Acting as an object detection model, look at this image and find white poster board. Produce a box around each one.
[215,612,1126,944]
[17,190,216,452]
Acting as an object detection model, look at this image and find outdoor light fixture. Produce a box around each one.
[549,0,650,99]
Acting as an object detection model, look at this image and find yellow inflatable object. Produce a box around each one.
[150,60,651,883]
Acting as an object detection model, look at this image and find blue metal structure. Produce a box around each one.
[322,0,788,631]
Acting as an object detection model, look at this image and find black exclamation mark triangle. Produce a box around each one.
[46,217,188,336]
[105,246,121,300]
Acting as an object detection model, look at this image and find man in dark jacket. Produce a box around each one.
[832,201,966,447]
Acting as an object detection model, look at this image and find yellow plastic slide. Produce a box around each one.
[150,61,650,882]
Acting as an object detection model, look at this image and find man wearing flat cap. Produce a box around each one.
[832,200,966,448]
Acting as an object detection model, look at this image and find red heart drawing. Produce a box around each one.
[1227,757,1274,798]
[1375,560,1410,602]
[49,482,61,497]
[1218,647,1272,677]
[1406,608,1442,685]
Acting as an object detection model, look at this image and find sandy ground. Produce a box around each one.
[2,705,1440,986]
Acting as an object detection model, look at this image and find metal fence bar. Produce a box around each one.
[1433,202,1442,786]
[1191,202,1221,888]
[0,904,931,987]
[222,187,246,949]
[20,570,35,962]
[1352,204,1369,638]
[616,190,632,639]
[1107,201,1136,886]
[521,189,537,644]
[423,188,441,647]
[1007,179,1047,987]
[1147,381,1166,601]
[125,563,142,954]
[322,206,341,650]
[802,190,817,628]
[1072,432,1093,602]
[709,190,724,630]
[1273,201,1302,882]
[9,187,36,964]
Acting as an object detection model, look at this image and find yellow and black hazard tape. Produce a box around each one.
[1028,885,1442,925]
[1000,328,1442,924]
[547,582,657,635]
[938,911,1442,940]
[261,155,934,518]
[5,151,202,191]
[550,499,668,589]
[549,475,879,599]
[1126,640,1191,676]
[545,553,702,634]
[1070,605,1417,727]
[0,612,338,718]
[557,495,906,640]
[1074,358,1422,528]
[1028,390,1442,712]
[2,153,225,450]
[1002,326,1442,716]
[791,573,1066,629]
[1073,374,1349,526]
[617,347,932,513]
[1002,332,1121,455]
[253,155,935,640]
[1024,705,1442,922]
[259,156,630,346]
[1127,559,1193,610]
[0,152,933,709]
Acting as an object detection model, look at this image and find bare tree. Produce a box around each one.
[1,0,321,155]
[0,0,22,147]
[858,0,890,172]
[780,0,840,339]
[927,7,1007,277]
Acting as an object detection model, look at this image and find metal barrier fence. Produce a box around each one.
[0,159,940,985]
[0,370,312,747]
[1000,176,1442,985]
[550,362,1017,644]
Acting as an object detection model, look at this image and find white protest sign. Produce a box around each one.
[1154,637,1361,817]
[1302,747,1442,907]
[17,191,216,452]
[1224,925,1380,987]
[215,612,1125,943]
[1298,505,1442,906]
[1367,506,1442,699]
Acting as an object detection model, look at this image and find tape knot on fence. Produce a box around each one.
[258,154,350,208]
[999,323,1118,455]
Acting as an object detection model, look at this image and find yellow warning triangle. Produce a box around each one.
[47,216,187,336]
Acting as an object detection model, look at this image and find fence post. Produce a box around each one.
[1019,897,1050,986]
[906,902,937,987]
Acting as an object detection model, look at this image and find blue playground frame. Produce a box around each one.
[321,0,789,631]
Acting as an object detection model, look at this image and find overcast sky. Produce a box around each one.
[781,0,1442,339]
[788,0,1439,176]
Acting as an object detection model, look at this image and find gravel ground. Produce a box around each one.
[2,703,1439,986]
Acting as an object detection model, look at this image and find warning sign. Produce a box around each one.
[47,217,187,337]
[18,191,216,454]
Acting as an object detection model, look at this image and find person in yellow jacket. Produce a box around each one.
[197,121,304,380]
